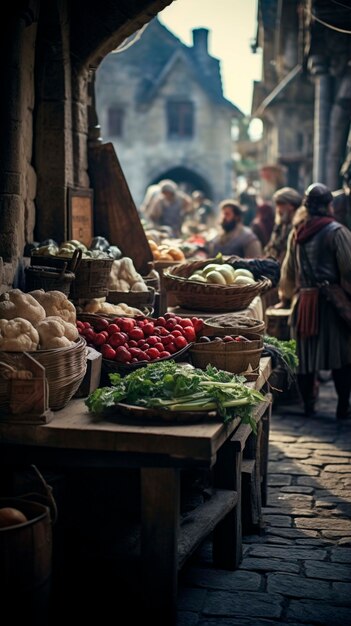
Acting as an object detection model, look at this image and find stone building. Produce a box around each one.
[95,17,242,208]
[252,0,351,194]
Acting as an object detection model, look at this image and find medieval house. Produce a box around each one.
[95,17,243,207]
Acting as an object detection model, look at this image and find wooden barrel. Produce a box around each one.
[0,497,52,623]
[265,307,292,341]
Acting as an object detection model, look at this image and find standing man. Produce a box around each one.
[264,187,303,264]
[278,183,351,419]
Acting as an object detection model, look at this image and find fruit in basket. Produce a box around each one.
[206,270,227,285]
[76,313,205,364]
[188,273,206,282]
[233,275,256,285]
[0,507,28,528]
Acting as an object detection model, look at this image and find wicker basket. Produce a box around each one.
[25,264,75,296]
[77,307,154,327]
[163,259,272,312]
[202,314,265,337]
[107,287,155,308]
[0,337,87,412]
[30,250,114,300]
[189,332,263,375]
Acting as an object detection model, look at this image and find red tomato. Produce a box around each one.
[167,341,177,354]
[154,316,166,327]
[164,312,176,320]
[154,326,169,337]
[147,335,159,346]
[101,344,116,360]
[143,322,155,336]
[174,335,188,349]
[128,339,138,348]
[165,319,177,331]
[173,324,184,333]
[182,326,196,342]
[191,317,205,333]
[179,318,192,328]
[170,329,182,338]
[154,342,164,352]
[129,347,142,358]
[130,327,144,341]
[109,332,127,348]
[94,317,110,331]
[83,328,96,343]
[223,335,235,342]
[114,346,132,363]
[146,347,160,360]
[94,332,108,346]
[107,323,121,336]
[119,318,136,333]
[138,351,150,361]
[82,321,92,329]
[159,351,171,358]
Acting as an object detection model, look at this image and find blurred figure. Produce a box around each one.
[278,183,351,419]
[250,202,275,248]
[207,200,262,258]
[332,155,351,229]
[144,180,192,237]
[239,182,258,226]
[191,190,215,227]
[139,178,174,216]
[264,187,303,264]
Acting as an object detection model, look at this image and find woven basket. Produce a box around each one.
[77,307,153,327]
[163,259,272,312]
[189,332,263,375]
[107,287,155,308]
[25,264,75,296]
[0,337,87,411]
[69,258,114,300]
[202,314,265,337]
[30,251,114,300]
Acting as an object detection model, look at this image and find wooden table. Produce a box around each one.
[0,357,271,625]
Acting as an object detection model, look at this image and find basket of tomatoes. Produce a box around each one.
[76,312,205,380]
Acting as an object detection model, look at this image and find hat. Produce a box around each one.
[303,183,333,212]
[160,181,177,194]
[272,187,302,209]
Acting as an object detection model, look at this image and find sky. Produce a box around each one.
[159,0,262,116]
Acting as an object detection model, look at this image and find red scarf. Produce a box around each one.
[296,216,335,243]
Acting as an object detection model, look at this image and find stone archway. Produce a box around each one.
[150,166,213,199]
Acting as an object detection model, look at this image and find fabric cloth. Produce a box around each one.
[208,223,262,258]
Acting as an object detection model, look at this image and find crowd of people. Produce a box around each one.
[139,167,351,421]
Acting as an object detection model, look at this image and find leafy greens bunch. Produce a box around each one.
[86,360,265,432]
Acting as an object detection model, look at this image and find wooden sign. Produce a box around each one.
[67,187,94,247]
[0,353,52,424]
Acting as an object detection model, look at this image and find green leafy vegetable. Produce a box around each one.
[85,360,265,432]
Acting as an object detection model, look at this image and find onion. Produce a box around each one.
[0,507,28,528]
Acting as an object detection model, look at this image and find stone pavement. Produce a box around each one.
[177,378,351,626]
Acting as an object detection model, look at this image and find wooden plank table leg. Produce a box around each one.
[140,467,180,626]
[212,439,242,569]
[260,393,272,506]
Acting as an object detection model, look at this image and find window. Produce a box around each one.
[107,106,125,137]
[167,101,194,138]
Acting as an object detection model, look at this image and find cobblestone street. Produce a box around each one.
[177,379,351,626]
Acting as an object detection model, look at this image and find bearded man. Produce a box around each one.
[208,200,262,258]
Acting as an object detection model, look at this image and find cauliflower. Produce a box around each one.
[35,316,77,349]
[30,289,76,324]
[0,317,39,351]
[0,289,46,325]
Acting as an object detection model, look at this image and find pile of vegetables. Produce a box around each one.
[0,289,78,350]
[86,360,265,431]
[263,335,298,387]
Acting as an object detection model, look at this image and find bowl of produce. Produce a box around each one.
[76,312,205,380]
[189,332,264,376]
[202,314,265,336]
[163,258,271,312]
